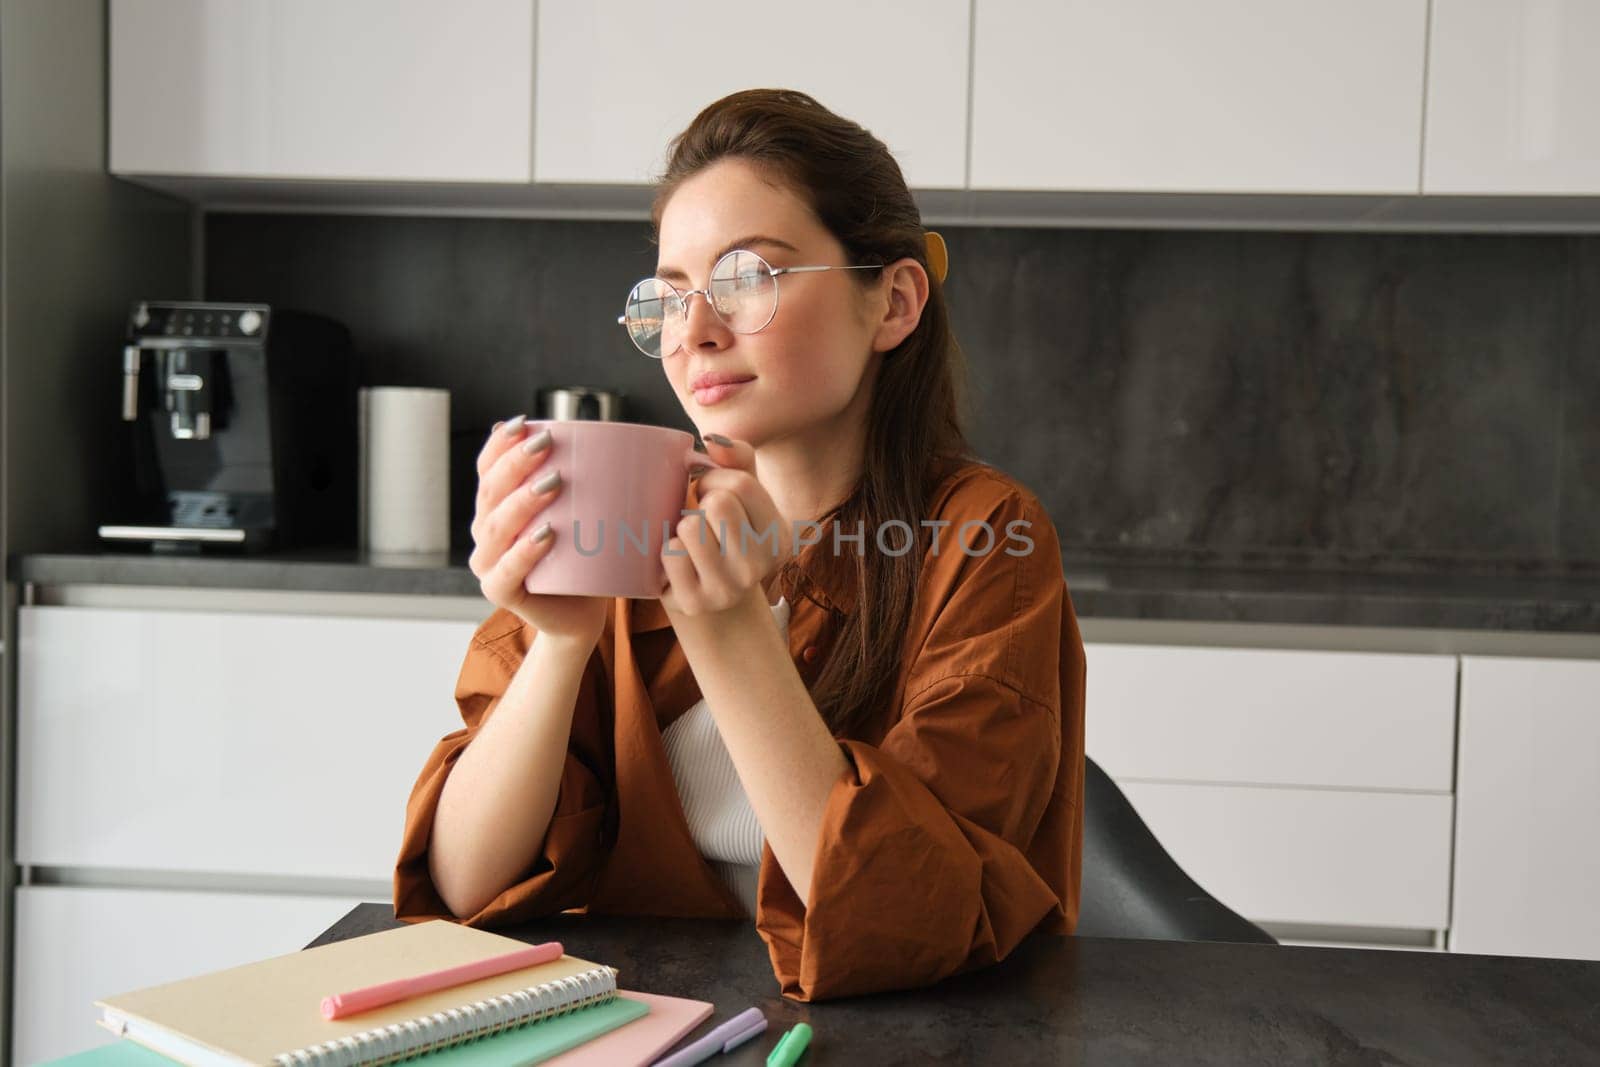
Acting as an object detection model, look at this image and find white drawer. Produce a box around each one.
[16,606,479,881]
[1086,644,1457,791]
[1123,780,1454,931]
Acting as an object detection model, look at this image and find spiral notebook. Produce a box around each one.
[94,920,638,1066]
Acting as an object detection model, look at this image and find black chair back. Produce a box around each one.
[1076,755,1277,945]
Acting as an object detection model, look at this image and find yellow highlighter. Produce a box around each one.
[766,1023,813,1067]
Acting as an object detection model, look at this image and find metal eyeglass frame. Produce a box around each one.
[617,248,883,358]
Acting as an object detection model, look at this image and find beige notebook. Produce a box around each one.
[96,920,618,1067]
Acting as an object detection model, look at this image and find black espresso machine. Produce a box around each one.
[101,301,357,552]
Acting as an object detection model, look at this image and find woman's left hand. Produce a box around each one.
[660,435,789,619]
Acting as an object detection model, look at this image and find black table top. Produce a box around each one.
[307,904,1600,1065]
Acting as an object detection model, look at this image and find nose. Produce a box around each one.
[675,289,732,356]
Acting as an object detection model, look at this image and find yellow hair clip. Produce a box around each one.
[924,231,949,284]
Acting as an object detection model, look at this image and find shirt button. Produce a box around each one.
[801,646,819,664]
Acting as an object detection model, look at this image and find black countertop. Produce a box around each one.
[308,903,1600,1065]
[16,548,1600,634]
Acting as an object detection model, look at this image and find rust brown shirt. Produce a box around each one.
[393,460,1086,1001]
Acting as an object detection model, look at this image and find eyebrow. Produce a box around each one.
[655,235,801,283]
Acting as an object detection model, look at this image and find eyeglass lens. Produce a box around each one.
[623,250,779,358]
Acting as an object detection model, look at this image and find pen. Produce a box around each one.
[651,1006,767,1067]
[766,1023,812,1067]
[320,940,564,1019]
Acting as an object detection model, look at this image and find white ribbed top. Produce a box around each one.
[661,595,790,917]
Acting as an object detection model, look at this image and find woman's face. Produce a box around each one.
[653,158,882,447]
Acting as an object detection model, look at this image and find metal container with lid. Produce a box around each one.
[537,386,624,421]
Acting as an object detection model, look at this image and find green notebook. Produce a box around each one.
[414,996,648,1066]
[47,998,648,1067]
[42,1042,174,1066]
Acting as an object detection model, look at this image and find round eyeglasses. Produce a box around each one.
[618,249,882,359]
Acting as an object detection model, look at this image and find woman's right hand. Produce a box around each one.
[469,416,610,644]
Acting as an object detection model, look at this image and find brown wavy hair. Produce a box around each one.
[652,88,971,738]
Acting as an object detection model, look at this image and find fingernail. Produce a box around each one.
[530,521,553,543]
[503,414,527,435]
[522,428,552,455]
[704,433,732,447]
[491,420,505,433]
[531,469,561,495]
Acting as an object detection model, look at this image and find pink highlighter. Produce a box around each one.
[320,941,565,1019]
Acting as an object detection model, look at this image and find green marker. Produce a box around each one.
[766,1023,813,1067]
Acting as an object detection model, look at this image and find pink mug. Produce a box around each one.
[519,420,717,599]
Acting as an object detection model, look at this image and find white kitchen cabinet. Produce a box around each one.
[1085,644,1458,791]
[1122,782,1454,932]
[1424,1,1600,194]
[1450,656,1600,960]
[533,0,969,189]
[1086,641,1458,941]
[110,0,534,181]
[11,885,363,1064]
[16,606,478,882]
[971,0,1428,194]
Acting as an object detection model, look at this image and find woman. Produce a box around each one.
[394,88,1086,1001]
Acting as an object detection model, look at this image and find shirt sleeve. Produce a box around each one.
[755,486,1085,1000]
[392,607,615,927]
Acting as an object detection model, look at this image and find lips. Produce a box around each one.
[691,378,753,406]
[690,371,756,391]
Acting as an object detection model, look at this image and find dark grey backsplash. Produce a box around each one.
[205,214,1600,572]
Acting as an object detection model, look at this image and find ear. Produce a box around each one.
[869,257,930,354]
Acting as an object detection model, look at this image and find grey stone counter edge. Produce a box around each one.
[12,552,481,598]
[1071,583,1600,634]
[15,552,1600,634]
